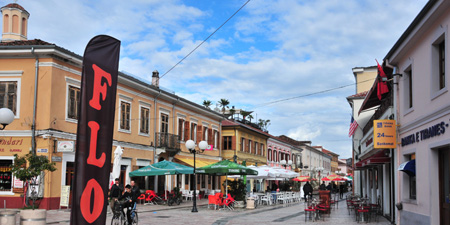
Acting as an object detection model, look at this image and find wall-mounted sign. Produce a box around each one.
[37,148,48,153]
[373,120,396,149]
[52,156,62,162]
[57,141,74,152]
[401,120,448,146]
[13,177,24,188]
[60,185,71,207]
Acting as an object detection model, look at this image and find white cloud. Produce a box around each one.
[5,0,428,159]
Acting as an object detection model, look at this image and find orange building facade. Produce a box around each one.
[0,3,223,209]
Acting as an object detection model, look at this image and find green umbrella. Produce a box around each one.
[196,160,258,197]
[129,160,193,177]
[196,160,258,176]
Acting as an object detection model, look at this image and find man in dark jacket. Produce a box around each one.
[109,178,122,213]
[319,182,326,190]
[130,180,141,201]
[303,181,313,201]
[119,185,135,225]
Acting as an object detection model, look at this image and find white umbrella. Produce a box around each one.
[109,146,123,188]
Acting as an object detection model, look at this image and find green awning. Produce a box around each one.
[196,160,258,176]
[129,160,193,177]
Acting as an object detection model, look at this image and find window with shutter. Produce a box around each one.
[184,121,190,141]
[140,107,150,134]
[68,85,80,119]
[190,123,197,142]
[178,118,185,141]
[197,125,203,144]
[161,113,169,133]
[120,101,131,131]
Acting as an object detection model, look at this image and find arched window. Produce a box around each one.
[12,15,19,33]
[3,15,9,33]
[273,150,277,162]
[268,149,272,161]
[21,17,26,36]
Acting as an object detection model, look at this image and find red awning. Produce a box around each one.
[355,149,390,169]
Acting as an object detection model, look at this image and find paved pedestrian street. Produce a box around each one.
[41,197,392,225]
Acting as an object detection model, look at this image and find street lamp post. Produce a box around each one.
[0,108,15,130]
[185,139,208,213]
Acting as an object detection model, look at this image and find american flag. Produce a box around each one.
[349,116,359,137]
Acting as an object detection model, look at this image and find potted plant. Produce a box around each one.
[225,179,247,208]
[10,152,56,209]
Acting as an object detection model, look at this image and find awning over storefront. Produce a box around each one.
[355,149,390,169]
[175,157,212,168]
[398,159,415,176]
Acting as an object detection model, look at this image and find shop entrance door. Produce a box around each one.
[65,162,75,206]
[439,149,450,225]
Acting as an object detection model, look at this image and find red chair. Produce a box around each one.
[304,202,316,222]
[145,190,161,204]
[137,193,146,204]
[214,193,224,209]
[224,194,235,210]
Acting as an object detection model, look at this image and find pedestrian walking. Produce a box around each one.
[303,181,313,201]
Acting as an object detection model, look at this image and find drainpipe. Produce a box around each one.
[31,47,38,155]
[153,90,161,192]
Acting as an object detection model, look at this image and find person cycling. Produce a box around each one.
[118,184,136,224]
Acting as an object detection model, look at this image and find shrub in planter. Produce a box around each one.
[10,153,56,209]
[224,179,247,201]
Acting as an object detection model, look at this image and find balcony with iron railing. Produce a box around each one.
[155,132,181,156]
[362,96,393,135]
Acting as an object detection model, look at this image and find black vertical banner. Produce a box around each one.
[70,35,120,225]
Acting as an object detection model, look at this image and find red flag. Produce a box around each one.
[376,60,389,100]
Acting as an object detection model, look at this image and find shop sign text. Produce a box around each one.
[401,121,448,147]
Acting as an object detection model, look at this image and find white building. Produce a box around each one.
[384,0,450,224]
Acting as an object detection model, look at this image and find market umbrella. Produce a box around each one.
[129,160,193,177]
[229,165,269,179]
[197,160,258,196]
[129,160,194,200]
[109,146,123,188]
[293,176,313,182]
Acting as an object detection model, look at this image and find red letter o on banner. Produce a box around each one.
[80,179,104,223]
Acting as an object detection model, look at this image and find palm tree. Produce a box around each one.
[218,99,230,114]
[203,100,212,109]
[240,110,252,122]
[258,119,271,131]
[248,114,254,123]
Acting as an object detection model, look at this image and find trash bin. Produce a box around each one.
[0,210,18,225]
[246,197,255,209]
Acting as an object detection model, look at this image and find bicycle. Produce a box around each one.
[111,201,125,225]
[111,201,138,225]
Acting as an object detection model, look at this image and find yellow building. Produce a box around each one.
[0,3,223,209]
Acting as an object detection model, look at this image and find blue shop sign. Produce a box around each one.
[401,120,449,147]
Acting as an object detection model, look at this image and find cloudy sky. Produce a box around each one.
[5,0,428,158]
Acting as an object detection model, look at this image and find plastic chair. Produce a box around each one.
[260,193,271,205]
[137,193,146,204]
[224,194,236,210]
[304,201,316,222]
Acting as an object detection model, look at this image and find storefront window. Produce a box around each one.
[0,160,13,192]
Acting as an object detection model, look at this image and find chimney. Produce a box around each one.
[152,70,159,88]
[1,3,30,42]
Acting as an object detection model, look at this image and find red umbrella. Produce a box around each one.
[321,177,331,181]
[293,176,312,182]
